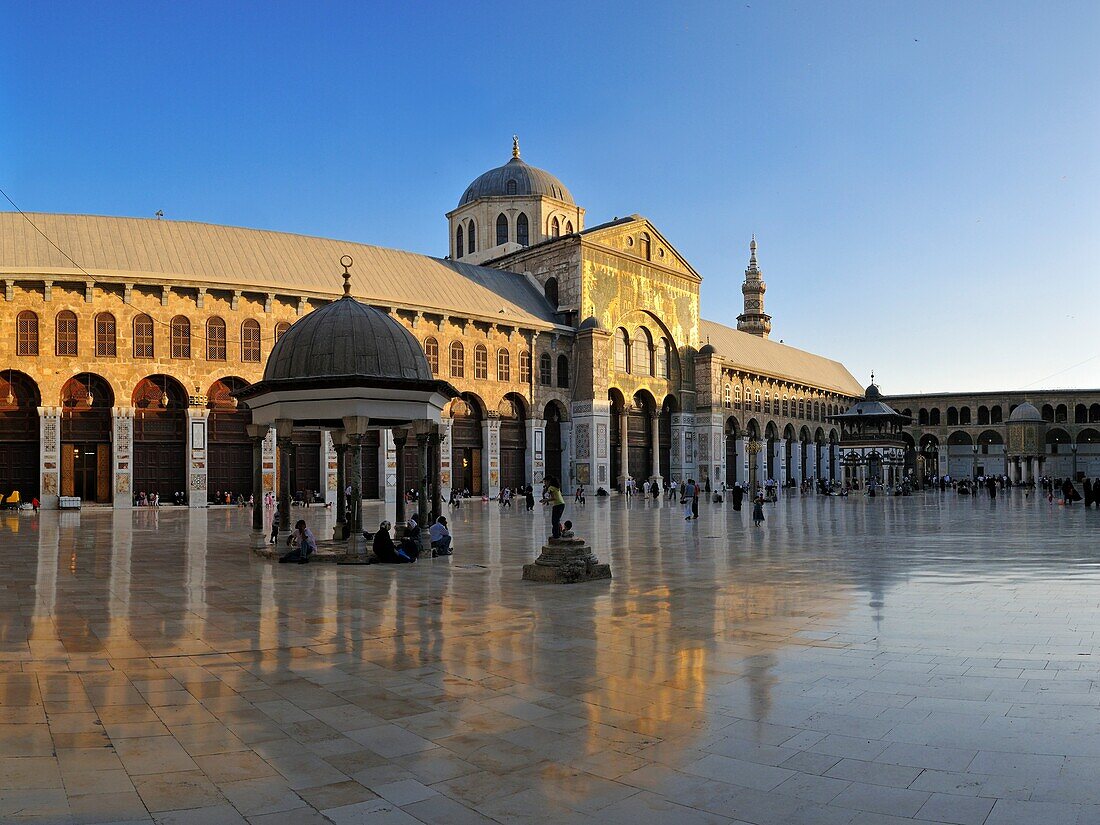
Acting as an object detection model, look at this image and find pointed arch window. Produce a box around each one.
[551,216,560,238]
[474,344,488,379]
[242,319,261,362]
[614,328,629,373]
[171,316,191,359]
[206,317,227,361]
[755,390,762,412]
[724,385,732,408]
[95,313,117,357]
[556,354,569,388]
[133,314,154,358]
[734,387,742,409]
[657,338,670,379]
[55,310,78,356]
[516,213,529,246]
[449,342,464,378]
[496,348,510,382]
[455,224,464,258]
[275,321,291,342]
[467,220,476,253]
[519,350,532,384]
[565,220,573,234]
[539,353,552,386]
[16,311,39,356]
[631,328,653,375]
[496,213,509,246]
[424,337,439,375]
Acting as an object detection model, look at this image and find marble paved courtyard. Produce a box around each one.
[2,491,1100,825]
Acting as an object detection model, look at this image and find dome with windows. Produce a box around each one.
[458,139,574,207]
[1008,401,1043,423]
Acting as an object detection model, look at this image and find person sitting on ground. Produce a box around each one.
[279,519,317,564]
[403,514,423,556]
[429,516,453,556]
[560,520,575,538]
[372,521,418,563]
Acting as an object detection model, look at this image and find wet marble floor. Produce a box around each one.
[1,490,1099,824]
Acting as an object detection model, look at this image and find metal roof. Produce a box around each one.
[458,157,574,206]
[0,212,563,329]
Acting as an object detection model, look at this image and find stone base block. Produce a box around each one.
[522,537,612,584]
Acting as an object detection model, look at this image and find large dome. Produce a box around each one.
[1008,401,1044,422]
[264,295,432,383]
[458,141,574,207]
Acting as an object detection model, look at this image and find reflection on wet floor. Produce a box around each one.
[1,490,1099,824]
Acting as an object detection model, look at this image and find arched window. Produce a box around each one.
[206,317,227,361]
[657,338,670,379]
[798,397,804,417]
[959,406,972,425]
[275,321,291,341]
[16,310,38,356]
[556,354,569,388]
[565,220,573,234]
[467,220,476,253]
[516,213,529,246]
[55,310,78,356]
[631,328,652,375]
[539,353,552,386]
[424,337,439,375]
[764,392,771,412]
[133,314,154,358]
[544,277,559,309]
[95,313,117,357]
[991,405,1003,424]
[474,344,488,379]
[242,319,261,362]
[614,328,629,372]
[929,408,941,425]
[455,224,464,259]
[171,316,191,359]
[946,407,958,426]
[978,406,990,425]
[639,232,651,261]
[519,350,531,384]
[551,216,561,238]
[773,396,780,415]
[782,395,789,417]
[724,385,732,408]
[734,387,742,408]
[755,390,762,412]
[449,342,464,378]
[496,213,509,246]
[506,179,517,195]
[496,348,510,382]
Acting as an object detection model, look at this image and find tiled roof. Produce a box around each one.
[699,318,863,396]
[0,212,563,328]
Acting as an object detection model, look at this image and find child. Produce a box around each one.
[752,495,765,527]
[560,520,575,538]
[269,506,280,545]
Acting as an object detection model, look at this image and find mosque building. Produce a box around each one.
[1,139,1094,509]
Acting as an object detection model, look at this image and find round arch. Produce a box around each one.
[450,392,485,495]
[498,392,528,491]
[132,375,189,500]
[0,371,41,500]
[60,373,115,502]
[544,400,567,486]
[207,377,252,501]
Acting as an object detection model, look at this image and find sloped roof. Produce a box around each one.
[699,318,863,396]
[0,212,563,328]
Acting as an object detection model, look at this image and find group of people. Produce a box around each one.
[278,513,454,565]
[209,490,252,507]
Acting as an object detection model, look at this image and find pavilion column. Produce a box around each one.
[649,412,661,484]
[111,407,134,509]
[394,428,408,524]
[323,431,337,508]
[342,416,369,536]
[38,406,61,509]
[246,424,267,547]
[275,420,294,531]
[416,428,430,527]
[262,427,277,499]
[618,409,630,490]
[438,418,453,503]
[332,432,348,540]
[430,428,443,522]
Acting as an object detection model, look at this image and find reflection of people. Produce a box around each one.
[545,476,565,538]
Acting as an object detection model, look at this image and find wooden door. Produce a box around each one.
[96,444,111,502]
[61,444,75,497]
[471,448,482,495]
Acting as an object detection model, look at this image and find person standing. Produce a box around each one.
[681,478,695,520]
[730,483,744,512]
[545,476,565,539]
[752,494,766,527]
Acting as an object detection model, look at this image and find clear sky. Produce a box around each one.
[2,1,1097,393]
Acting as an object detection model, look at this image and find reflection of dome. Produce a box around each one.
[264,295,432,383]
[458,141,574,206]
[1009,401,1043,422]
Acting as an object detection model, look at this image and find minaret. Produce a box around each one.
[736,235,772,338]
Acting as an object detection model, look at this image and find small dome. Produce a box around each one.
[459,144,574,206]
[865,383,881,400]
[578,316,601,330]
[699,344,717,356]
[264,296,432,383]
[1009,401,1044,422]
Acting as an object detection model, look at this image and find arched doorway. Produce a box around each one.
[498,394,527,490]
[629,391,656,482]
[60,373,114,502]
[0,371,41,500]
[660,395,676,480]
[976,429,1004,478]
[725,417,740,486]
[946,431,974,478]
[450,394,484,495]
[919,434,939,481]
[207,378,251,500]
[544,401,564,486]
[133,376,188,500]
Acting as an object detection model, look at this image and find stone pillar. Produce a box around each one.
[483,417,501,498]
[111,407,134,509]
[526,416,545,489]
[430,428,443,522]
[438,418,453,503]
[332,431,348,540]
[559,419,573,494]
[246,424,267,546]
[186,407,210,507]
[383,429,397,505]
[342,416,369,536]
[323,430,338,508]
[394,428,408,524]
[738,437,750,486]
[777,438,787,492]
[275,420,294,531]
[617,409,630,490]
[571,399,609,494]
[649,412,662,484]
[38,406,61,509]
[262,427,277,499]
[416,429,430,528]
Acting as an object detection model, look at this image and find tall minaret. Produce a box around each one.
[736,235,772,338]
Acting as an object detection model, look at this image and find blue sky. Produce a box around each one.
[2,1,1097,392]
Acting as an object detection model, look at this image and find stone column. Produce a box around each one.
[483,417,501,499]
[618,409,630,490]
[186,407,210,507]
[38,406,61,509]
[559,419,573,494]
[738,437,750,486]
[416,428,430,527]
[438,418,453,503]
[393,428,408,524]
[332,431,348,540]
[323,430,338,508]
[383,429,397,505]
[571,399,609,494]
[262,427,277,499]
[777,438,787,492]
[275,419,294,531]
[430,428,443,522]
[342,416,369,536]
[649,412,662,484]
[245,424,267,547]
[111,407,134,509]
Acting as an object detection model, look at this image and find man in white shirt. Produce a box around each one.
[429,516,453,557]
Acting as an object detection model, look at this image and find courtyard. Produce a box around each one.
[1,491,1099,825]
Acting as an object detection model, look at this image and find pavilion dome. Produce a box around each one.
[264,294,432,383]
[458,139,574,207]
[864,382,882,400]
[1008,401,1044,423]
